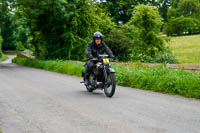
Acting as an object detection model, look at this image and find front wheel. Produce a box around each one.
[104,73,116,97]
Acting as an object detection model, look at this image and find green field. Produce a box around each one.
[168,34,200,64]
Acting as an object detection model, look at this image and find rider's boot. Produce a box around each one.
[84,73,89,86]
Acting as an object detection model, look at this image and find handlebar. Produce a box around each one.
[91,58,116,62]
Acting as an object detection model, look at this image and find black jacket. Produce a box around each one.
[86,41,114,59]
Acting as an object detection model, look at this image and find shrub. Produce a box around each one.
[126,4,177,63]
[16,41,25,51]
[104,28,133,61]
[165,0,200,36]
[164,16,200,35]
[15,0,115,60]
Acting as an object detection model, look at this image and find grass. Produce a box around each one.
[167,34,200,64]
[0,130,3,133]
[0,54,8,62]
[12,57,200,99]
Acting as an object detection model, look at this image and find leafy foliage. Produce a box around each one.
[98,0,160,24]
[127,4,168,62]
[104,27,133,61]
[0,0,16,50]
[164,16,200,35]
[15,0,114,60]
[1,0,177,63]
[103,4,177,63]
[164,0,200,35]
[158,0,170,22]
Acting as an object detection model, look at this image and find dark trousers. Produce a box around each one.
[85,60,95,78]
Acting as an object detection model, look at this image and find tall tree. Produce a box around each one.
[128,4,164,60]
[99,0,159,24]
[164,0,200,35]
[158,0,170,22]
[16,0,114,59]
[0,0,16,50]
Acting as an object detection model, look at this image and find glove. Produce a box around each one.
[88,55,93,59]
[111,56,116,60]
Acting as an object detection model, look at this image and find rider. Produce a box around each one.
[84,32,116,86]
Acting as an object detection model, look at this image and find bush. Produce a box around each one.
[164,16,200,35]
[165,0,200,36]
[103,4,178,63]
[126,4,177,63]
[104,28,133,61]
[16,41,25,51]
[15,0,115,60]
[13,57,200,99]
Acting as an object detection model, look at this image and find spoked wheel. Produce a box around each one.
[86,74,95,92]
[104,72,116,97]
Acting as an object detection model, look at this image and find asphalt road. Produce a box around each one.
[0,56,200,133]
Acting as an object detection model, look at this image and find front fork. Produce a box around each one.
[103,66,108,85]
[103,66,116,87]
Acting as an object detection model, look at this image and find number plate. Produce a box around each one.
[103,59,109,63]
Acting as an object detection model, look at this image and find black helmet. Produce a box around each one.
[93,32,103,40]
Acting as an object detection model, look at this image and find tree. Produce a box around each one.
[164,16,199,35]
[158,0,170,22]
[0,0,16,50]
[104,27,133,61]
[99,0,159,24]
[16,0,114,60]
[178,0,200,17]
[164,0,200,35]
[128,4,164,61]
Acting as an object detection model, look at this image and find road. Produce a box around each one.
[0,56,200,133]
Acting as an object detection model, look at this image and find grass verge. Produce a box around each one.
[12,57,200,99]
[0,54,8,62]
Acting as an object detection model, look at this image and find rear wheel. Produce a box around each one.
[104,73,116,97]
[86,74,95,92]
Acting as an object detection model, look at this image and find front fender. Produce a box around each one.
[108,68,115,73]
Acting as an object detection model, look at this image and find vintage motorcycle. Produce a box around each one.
[81,55,116,97]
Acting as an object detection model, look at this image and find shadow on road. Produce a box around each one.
[78,90,105,98]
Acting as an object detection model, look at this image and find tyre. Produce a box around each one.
[86,74,94,92]
[104,73,116,97]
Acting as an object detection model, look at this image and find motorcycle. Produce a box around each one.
[81,55,116,97]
